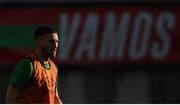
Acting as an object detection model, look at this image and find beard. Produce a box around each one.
[42,47,56,58]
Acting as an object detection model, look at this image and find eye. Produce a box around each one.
[48,40,58,44]
[55,40,59,43]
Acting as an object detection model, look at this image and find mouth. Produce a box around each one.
[52,50,56,54]
[52,48,57,52]
[53,49,58,54]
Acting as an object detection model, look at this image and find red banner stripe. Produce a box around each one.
[0,6,179,24]
[0,48,33,64]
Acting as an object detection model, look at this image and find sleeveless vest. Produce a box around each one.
[16,54,57,104]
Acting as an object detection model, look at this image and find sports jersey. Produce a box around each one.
[9,54,61,103]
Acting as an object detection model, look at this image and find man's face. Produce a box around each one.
[38,32,59,58]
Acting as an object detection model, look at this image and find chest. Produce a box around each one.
[33,62,57,91]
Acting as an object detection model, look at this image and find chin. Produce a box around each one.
[52,54,56,58]
[49,52,56,58]
[53,53,57,57]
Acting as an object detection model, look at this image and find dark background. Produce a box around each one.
[0,1,180,104]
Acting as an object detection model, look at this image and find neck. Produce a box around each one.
[36,51,50,64]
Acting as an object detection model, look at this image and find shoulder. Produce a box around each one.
[16,58,33,66]
[16,58,33,67]
[10,58,34,90]
[50,60,58,71]
[14,58,34,75]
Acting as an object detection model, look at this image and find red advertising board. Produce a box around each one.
[0,6,179,64]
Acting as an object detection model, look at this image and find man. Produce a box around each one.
[5,26,62,104]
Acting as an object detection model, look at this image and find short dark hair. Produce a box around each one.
[34,26,57,40]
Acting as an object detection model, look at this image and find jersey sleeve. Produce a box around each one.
[9,58,34,91]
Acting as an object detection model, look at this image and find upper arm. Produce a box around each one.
[5,58,34,103]
[9,59,34,91]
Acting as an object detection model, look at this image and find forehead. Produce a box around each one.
[44,33,58,40]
